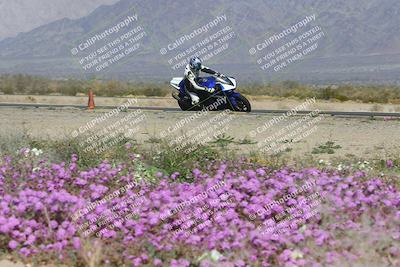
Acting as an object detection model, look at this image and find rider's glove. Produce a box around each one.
[205,87,215,93]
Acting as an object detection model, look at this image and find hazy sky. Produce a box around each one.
[0,0,120,40]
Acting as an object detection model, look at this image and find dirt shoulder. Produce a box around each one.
[0,107,399,160]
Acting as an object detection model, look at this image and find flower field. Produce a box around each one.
[0,145,399,267]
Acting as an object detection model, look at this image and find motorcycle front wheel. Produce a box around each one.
[230,94,251,112]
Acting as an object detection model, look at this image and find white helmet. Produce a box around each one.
[189,56,202,71]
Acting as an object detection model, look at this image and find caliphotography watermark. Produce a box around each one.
[158,99,233,154]
[169,109,233,154]
[160,180,226,221]
[70,13,147,72]
[159,14,237,70]
[71,177,153,238]
[70,98,146,154]
[249,14,326,73]
[248,179,327,236]
[257,109,324,154]
[258,191,325,236]
[159,98,227,138]
[170,192,235,238]
[249,97,317,137]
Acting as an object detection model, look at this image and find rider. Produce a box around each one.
[183,56,225,105]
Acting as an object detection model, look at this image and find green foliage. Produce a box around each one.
[210,134,235,149]
[0,74,170,97]
[312,141,342,154]
[239,82,400,103]
[146,139,223,181]
[41,136,133,168]
[237,137,257,145]
[1,74,400,103]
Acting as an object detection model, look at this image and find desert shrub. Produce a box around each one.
[335,94,349,102]
[319,87,336,100]
[0,84,14,94]
[142,87,169,97]
[145,140,224,180]
[2,74,400,103]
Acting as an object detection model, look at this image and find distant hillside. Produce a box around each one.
[0,0,400,84]
[0,0,119,40]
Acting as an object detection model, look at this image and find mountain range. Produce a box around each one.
[0,0,119,40]
[0,0,399,84]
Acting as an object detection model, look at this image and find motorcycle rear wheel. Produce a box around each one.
[177,99,202,111]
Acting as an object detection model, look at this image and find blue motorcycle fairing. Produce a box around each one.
[179,77,240,108]
[178,79,186,98]
[197,76,216,89]
[225,90,241,108]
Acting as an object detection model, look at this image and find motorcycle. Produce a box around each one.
[170,75,251,112]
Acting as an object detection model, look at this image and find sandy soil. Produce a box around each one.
[0,260,24,267]
[1,94,400,112]
[0,107,399,160]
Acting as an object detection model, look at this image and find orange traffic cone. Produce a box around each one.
[88,90,95,110]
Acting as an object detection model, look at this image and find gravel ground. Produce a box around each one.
[1,94,400,112]
[0,107,399,160]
